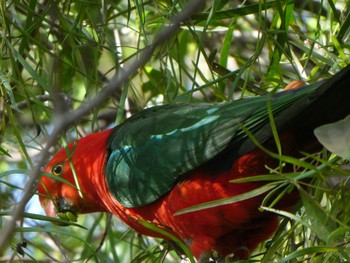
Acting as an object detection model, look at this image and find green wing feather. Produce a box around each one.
[105,66,350,208]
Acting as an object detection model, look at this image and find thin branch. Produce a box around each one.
[0,0,206,252]
[84,214,112,263]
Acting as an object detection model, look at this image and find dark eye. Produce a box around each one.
[51,163,64,176]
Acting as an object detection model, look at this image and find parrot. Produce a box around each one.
[38,65,350,262]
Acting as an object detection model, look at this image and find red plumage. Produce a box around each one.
[38,65,350,261]
[39,130,300,260]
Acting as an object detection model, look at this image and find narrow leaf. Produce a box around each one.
[174,184,277,215]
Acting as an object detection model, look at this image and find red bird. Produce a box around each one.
[38,65,350,261]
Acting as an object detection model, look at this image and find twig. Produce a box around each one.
[84,214,112,263]
[0,0,205,253]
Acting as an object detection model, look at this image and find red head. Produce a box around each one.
[38,129,113,223]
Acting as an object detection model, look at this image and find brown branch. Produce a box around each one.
[0,0,206,254]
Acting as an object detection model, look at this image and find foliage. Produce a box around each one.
[1,0,350,262]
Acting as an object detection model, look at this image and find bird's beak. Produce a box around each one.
[40,197,79,225]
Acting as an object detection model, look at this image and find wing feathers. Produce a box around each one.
[105,66,350,207]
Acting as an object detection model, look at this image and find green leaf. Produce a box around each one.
[279,246,338,263]
[299,188,331,242]
[314,114,350,160]
[138,219,196,263]
[0,71,21,113]
[174,184,277,215]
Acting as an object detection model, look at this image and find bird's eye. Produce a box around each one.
[51,163,64,176]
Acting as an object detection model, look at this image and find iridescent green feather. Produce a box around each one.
[105,65,350,208]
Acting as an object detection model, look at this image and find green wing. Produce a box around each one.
[105,101,262,207]
[105,66,350,208]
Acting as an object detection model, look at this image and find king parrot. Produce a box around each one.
[38,65,350,261]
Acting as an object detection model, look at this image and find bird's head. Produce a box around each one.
[38,129,112,225]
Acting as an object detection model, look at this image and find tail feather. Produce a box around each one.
[290,65,350,138]
[239,65,350,156]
